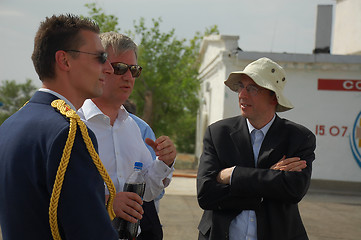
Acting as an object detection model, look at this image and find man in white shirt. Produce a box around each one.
[78,32,176,237]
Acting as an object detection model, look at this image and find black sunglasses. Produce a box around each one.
[63,50,108,64]
[111,62,142,78]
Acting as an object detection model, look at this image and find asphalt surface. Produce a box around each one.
[1,175,360,240]
[158,175,361,240]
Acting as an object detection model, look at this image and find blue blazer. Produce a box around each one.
[0,91,118,239]
[197,115,316,240]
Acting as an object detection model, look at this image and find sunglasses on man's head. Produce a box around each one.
[63,50,108,64]
[111,62,142,78]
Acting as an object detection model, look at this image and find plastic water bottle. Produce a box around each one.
[113,162,146,240]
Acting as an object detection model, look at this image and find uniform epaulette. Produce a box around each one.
[49,99,116,240]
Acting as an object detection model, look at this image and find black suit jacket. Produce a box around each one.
[138,200,163,240]
[197,115,316,240]
[0,91,118,239]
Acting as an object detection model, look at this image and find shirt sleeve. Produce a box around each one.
[142,125,157,161]
[142,158,174,201]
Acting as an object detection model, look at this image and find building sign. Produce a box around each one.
[318,79,361,91]
[350,111,361,169]
[318,79,361,170]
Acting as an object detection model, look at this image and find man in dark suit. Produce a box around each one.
[197,57,316,240]
[0,14,119,239]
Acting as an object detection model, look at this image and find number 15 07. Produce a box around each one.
[315,125,348,137]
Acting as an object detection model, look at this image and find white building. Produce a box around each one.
[195,1,361,188]
[332,0,361,55]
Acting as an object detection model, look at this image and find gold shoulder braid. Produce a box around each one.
[49,99,116,240]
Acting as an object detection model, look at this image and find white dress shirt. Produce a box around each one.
[229,115,275,240]
[78,99,174,201]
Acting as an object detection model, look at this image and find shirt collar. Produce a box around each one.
[38,88,76,111]
[246,114,276,136]
[79,99,129,123]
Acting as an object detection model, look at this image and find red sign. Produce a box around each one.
[318,79,361,91]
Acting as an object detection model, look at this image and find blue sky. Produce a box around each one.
[0,0,335,86]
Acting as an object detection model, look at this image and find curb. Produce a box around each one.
[173,172,197,178]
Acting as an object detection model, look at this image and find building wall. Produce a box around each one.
[278,62,361,182]
[332,0,361,55]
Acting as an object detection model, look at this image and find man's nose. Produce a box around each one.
[103,60,114,74]
[238,87,248,97]
[122,68,133,79]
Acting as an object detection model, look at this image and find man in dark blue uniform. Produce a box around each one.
[0,14,118,239]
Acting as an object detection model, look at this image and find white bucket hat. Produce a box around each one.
[224,57,293,112]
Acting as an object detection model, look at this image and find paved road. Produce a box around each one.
[1,176,360,240]
[159,176,361,240]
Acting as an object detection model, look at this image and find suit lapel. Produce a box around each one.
[230,117,255,168]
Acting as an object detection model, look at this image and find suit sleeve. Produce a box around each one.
[47,126,118,240]
[197,120,316,210]
[197,126,262,211]
[230,126,316,204]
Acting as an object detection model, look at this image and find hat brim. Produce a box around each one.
[224,72,294,112]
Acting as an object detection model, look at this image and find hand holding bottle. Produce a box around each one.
[113,162,146,240]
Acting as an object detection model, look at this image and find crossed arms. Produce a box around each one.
[197,124,316,211]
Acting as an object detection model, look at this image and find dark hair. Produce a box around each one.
[31,14,100,81]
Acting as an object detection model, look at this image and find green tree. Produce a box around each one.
[0,79,37,124]
[82,3,120,33]
[131,18,218,153]
[85,4,218,153]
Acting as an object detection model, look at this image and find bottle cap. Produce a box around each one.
[134,162,143,170]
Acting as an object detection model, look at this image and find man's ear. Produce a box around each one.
[271,93,278,107]
[55,50,71,71]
